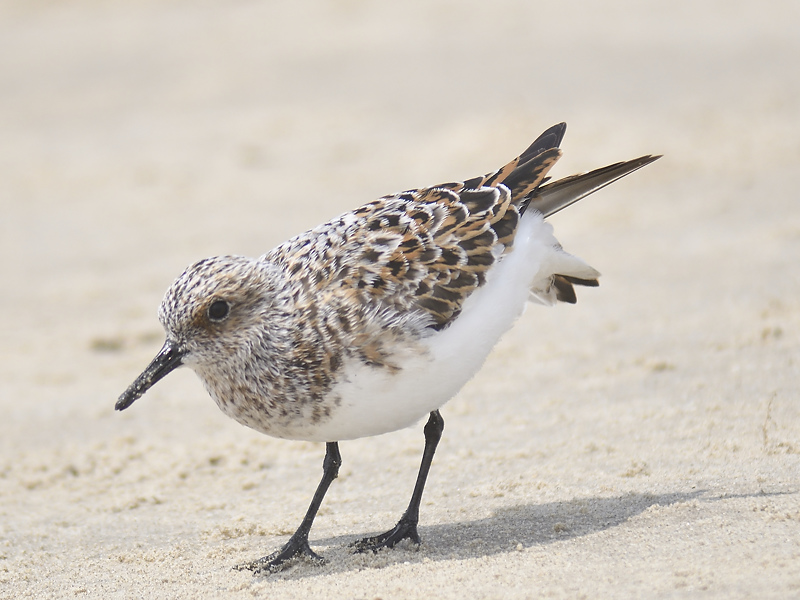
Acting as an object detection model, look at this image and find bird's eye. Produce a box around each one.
[207,300,230,322]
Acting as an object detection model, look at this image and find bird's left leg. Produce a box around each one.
[236,441,341,574]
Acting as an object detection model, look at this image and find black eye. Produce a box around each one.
[207,300,230,322]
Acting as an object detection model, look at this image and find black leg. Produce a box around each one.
[352,410,444,553]
[236,441,342,574]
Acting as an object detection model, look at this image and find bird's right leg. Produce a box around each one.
[351,410,444,552]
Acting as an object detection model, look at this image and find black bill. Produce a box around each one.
[116,340,185,411]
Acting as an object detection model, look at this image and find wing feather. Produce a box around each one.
[268,124,657,332]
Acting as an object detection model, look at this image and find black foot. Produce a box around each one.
[234,536,323,575]
[351,516,420,553]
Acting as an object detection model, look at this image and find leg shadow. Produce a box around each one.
[255,489,705,579]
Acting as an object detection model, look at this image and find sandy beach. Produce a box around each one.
[1,1,798,598]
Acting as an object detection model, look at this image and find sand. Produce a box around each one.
[1,1,798,598]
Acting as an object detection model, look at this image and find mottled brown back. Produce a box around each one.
[269,125,571,330]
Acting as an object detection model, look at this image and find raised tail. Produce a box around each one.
[458,123,659,304]
[486,124,660,303]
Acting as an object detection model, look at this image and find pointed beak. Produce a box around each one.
[116,340,185,411]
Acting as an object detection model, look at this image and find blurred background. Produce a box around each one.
[0,0,798,596]
[2,0,797,433]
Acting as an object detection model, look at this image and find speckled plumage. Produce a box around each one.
[117,123,659,572]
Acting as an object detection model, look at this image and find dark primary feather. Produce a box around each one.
[517,122,567,164]
[530,154,662,218]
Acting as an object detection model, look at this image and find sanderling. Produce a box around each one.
[117,123,659,573]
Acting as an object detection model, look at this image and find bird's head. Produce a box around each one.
[116,255,278,411]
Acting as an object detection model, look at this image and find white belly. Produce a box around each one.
[303,212,588,442]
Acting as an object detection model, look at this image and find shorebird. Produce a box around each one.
[117,123,659,573]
